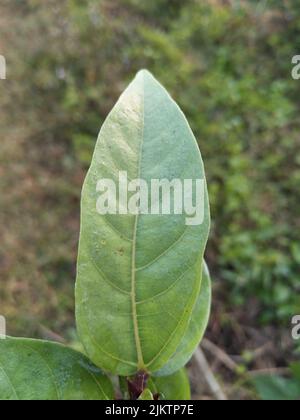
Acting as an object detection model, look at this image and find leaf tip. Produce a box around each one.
[135,69,155,82]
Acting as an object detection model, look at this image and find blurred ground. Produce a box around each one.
[0,124,78,337]
[0,0,300,399]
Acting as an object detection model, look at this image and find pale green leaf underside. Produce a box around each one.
[76,70,210,375]
[0,337,114,400]
[156,261,211,376]
[150,368,191,400]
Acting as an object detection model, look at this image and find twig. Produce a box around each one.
[38,325,66,344]
[251,341,273,359]
[194,347,227,401]
[248,368,290,377]
[231,341,273,365]
[202,338,238,372]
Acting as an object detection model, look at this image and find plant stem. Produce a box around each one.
[127,371,149,400]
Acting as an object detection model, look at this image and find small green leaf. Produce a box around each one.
[138,389,154,400]
[76,70,210,376]
[252,375,300,401]
[0,337,114,400]
[156,261,211,376]
[150,368,191,400]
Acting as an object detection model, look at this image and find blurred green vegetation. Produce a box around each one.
[252,362,300,400]
[0,0,300,399]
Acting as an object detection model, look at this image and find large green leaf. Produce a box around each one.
[149,368,191,400]
[156,261,211,376]
[0,337,114,400]
[76,70,210,376]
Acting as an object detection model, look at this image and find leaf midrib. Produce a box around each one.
[131,73,146,371]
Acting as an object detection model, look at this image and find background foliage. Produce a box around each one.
[0,0,299,399]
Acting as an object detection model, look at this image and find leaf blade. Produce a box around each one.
[150,368,191,400]
[76,70,210,375]
[156,261,211,376]
[138,389,154,400]
[0,337,114,400]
